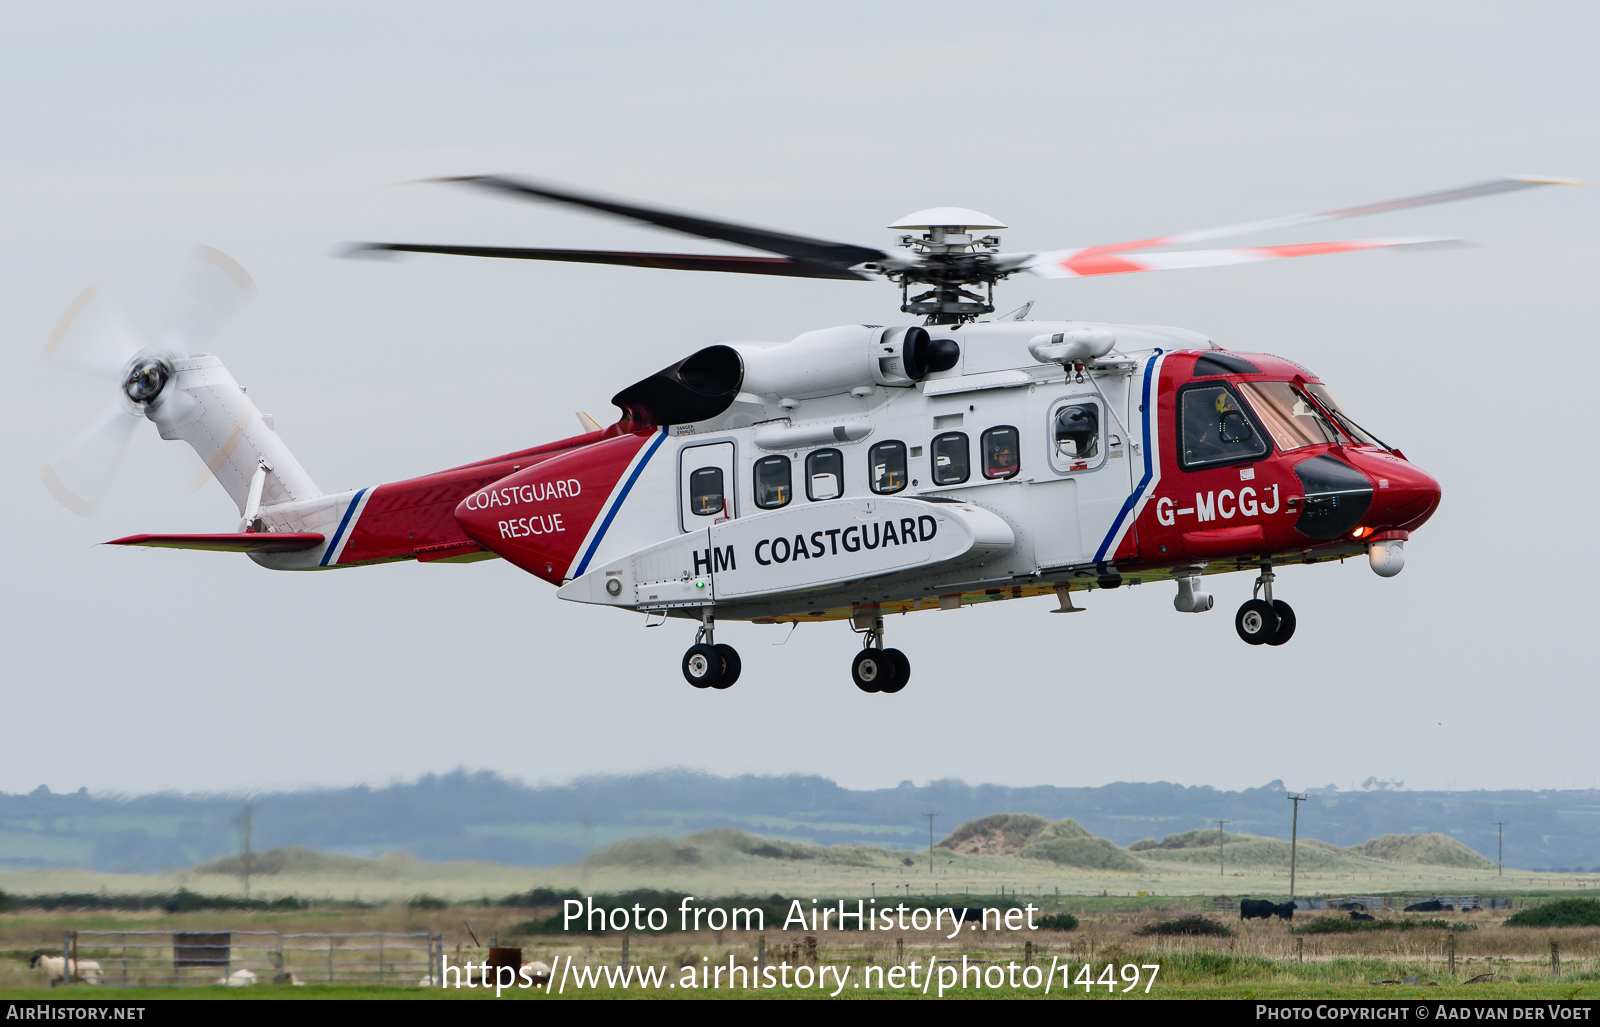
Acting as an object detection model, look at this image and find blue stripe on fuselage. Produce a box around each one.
[1093,349,1164,563]
[320,487,368,567]
[572,428,668,578]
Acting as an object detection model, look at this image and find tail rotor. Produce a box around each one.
[38,248,256,516]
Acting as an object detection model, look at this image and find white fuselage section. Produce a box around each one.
[560,319,1212,619]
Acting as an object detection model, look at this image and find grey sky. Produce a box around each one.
[3,2,1596,797]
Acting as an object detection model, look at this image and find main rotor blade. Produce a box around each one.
[347,243,870,280]
[430,175,888,270]
[1024,236,1455,279]
[1077,175,1585,256]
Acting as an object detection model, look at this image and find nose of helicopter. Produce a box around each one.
[1342,451,1442,533]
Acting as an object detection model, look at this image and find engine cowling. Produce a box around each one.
[610,325,961,425]
[734,324,958,399]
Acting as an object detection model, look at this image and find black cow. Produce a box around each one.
[1350,911,1376,922]
[1241,899,1295,921]
[1404,900,1448,913]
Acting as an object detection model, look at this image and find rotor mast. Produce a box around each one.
[883,208,1008,325]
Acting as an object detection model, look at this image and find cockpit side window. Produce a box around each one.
[1179,384,1270,469]
[1237,381,1338,451]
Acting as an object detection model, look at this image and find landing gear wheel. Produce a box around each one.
[682,643,724,688]
[712,644,742,688]
[879,648,910,693]
[852,649,898,693]
[1235,599,1280,645]
[1266,601,1296,646]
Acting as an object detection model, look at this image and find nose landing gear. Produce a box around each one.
[851,610,909,694]
[682,611,741,689]
[1235,564,1295,646]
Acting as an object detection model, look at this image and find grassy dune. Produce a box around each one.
[1,823,1593,905]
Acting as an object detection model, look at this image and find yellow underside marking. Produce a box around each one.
[195,245,257,295]
[40,281,104,361]
[38,461,94,518]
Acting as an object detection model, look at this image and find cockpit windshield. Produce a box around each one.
[1304,383,1391,450]
[1237,382,1338,452]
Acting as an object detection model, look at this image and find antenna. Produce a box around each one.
[1216,820,1231,876]
[1493,822,1508,877]
[922,812,940,874]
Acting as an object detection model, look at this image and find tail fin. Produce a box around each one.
[148,354,320,521]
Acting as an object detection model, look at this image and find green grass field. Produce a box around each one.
[4,905,1595,1001]
[4,826,1597,1001]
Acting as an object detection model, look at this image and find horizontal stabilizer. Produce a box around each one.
[107,532,325,553]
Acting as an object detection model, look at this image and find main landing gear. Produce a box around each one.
[851,610,909,694]
[682,611,741,689]
[1235,564,1295,646]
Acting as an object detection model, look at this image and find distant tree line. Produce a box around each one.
[1,772,1594,873]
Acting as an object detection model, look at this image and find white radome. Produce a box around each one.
[1367,540,1405,577]
[887,207,1007,230]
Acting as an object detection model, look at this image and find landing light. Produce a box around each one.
[1350,526,1372,539]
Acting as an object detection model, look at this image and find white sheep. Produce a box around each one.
[216,968,257,986]
[28,952,102,986]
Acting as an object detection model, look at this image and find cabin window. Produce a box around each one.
[805,448,844,501]
[981,426,1021,480]
[931,432,969,485]
[753,455,792,509]
[1179,384,1270,469]
[688,466,725,516]
[869,441,908,494]
[1237,382,1337,452]
[1053,403,1099,462]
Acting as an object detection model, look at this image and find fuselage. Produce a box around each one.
[249,319,1439,623]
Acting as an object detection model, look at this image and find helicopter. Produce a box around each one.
[41,173,1580,693]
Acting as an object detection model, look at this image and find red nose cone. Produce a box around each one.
[454,429,659,584]
[1343,450,1441,532]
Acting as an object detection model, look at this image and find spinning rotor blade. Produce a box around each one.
[348,243,868,279]
[39,403,144,517]
[39,284,147,380]
[428,175,888,271]
[38,247,257,516]
[1071,175,1585,257]
[162,245,257,354]
[1025,236,1454,279]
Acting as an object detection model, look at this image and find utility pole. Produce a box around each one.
[922,812,939,874]
[1216,820,1231,877]
[236,801,254,900]
[1287,794,1307,899]
[1493,822,1507,877]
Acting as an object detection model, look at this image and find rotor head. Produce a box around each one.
[122,355,172,406]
